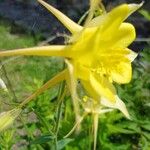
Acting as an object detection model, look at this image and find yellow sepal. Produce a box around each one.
[0,45,72,58]
[38,0,82,34]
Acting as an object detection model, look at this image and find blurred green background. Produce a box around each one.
[0,0,149,150]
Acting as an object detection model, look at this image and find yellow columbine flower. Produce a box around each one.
[0,0,142,119]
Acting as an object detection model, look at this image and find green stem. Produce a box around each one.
[54,81,66,150]
[54,62,66,150]
[78,10,89,25]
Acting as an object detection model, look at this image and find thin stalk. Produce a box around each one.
[64,112,88,138]
[93,113,99,150]
[78,10,89,25]
[88,115,93,150]
[55,85,66,134]
[54,64,66,150]
[54,88,66,150]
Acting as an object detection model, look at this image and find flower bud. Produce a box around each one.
[0,108,21,132]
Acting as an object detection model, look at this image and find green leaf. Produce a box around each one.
[139,9,150,21]
[141,124,150,131]
[30,134,55,144]
[57,138,74,150]
[143,132,150,140]
[107,124,135,134]
[140,136,150,150]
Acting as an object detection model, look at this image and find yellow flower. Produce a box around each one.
[0,0,142,119]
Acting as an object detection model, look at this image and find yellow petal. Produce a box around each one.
[82,80,100,100]
[88,2,143,30]
[128,2,144,15]
[65,60,80,121]
[101,4,132,36]
[111,62,132,84]
[112,23,136,48]
[101,96,130,119]
[75,62,91,80]
[95,22,135,50]
[71,27,97,54]
[0,45,72,58]
[83,73,116,102]
[38,0,82,34]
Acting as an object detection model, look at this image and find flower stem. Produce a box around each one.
[54,63,66,150]
[93,113,99,150]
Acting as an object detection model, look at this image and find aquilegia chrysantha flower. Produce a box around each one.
[0,0,142,121]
